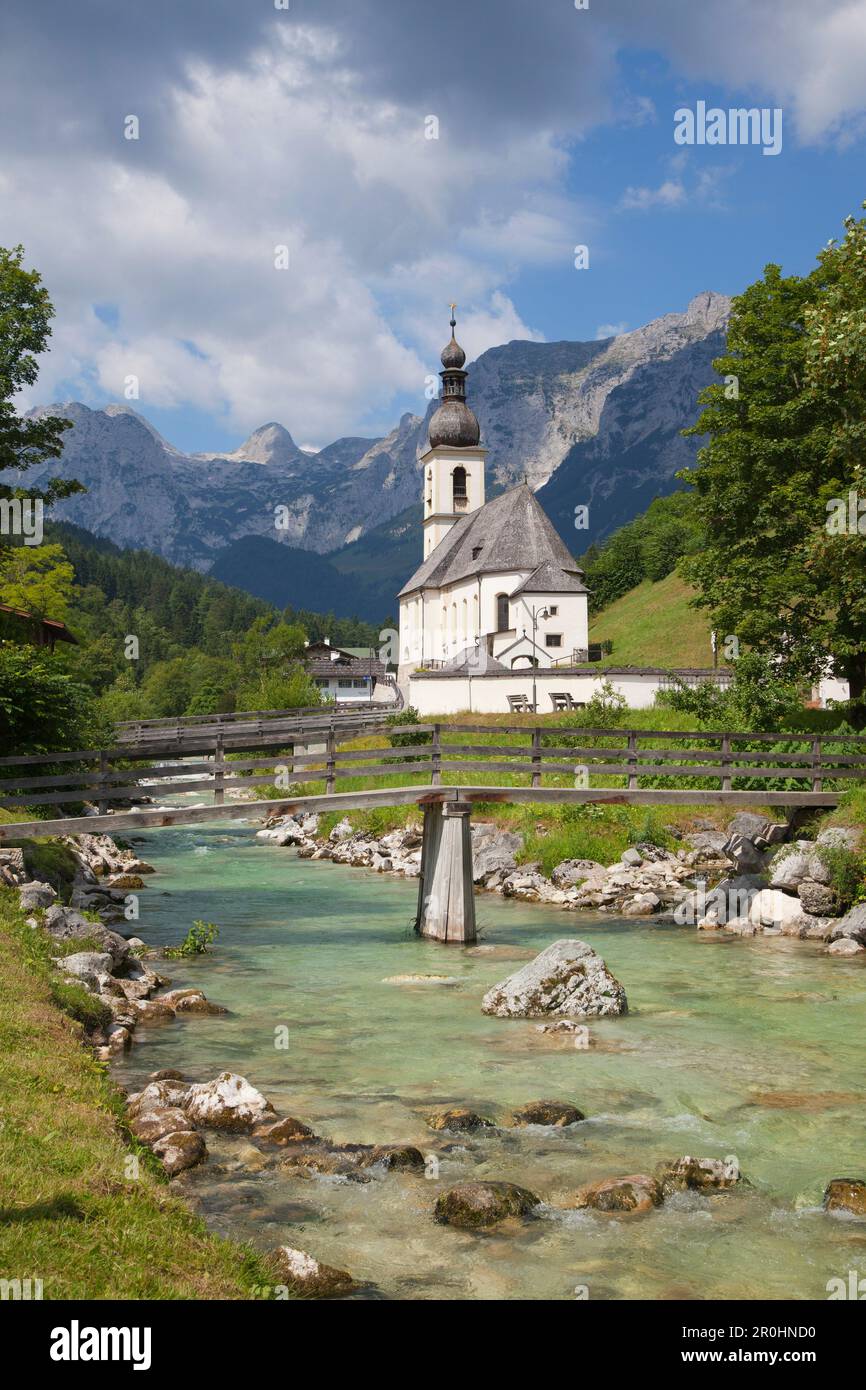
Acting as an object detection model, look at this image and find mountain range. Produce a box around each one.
[20,291,730,621]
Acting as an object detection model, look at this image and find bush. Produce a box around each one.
[657,652,803,732]
[386,706,429,747]
[816,844,866,912]
[163,920,219,959]
[583,680,629,728]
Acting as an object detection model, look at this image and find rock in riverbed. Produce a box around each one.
[253,1116,318,1144]
[159,987,227,1015]
[509,1100,585,1127]
[830,903,866,946]
[434,1181,540,1229]
[823,1178,866,1216]
[129,1107,194,1144]
[269,1245,357,1298]
[566,1174,662,1214]
[184,1072,276,1132]
[152,1129,208,1176]
[481,938,627,1019]
[656,1155,744,1194]
[426,1107,495,1133]
[828,937,865,957]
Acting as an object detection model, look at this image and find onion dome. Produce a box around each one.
[429,308,480,449]
[440,334,466,369]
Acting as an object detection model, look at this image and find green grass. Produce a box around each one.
[589,571,716,668]
[0,887,279,1300]
[248,711,823,853]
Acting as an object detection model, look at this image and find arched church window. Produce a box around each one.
[452,466,467,508]
[496,593,510,632]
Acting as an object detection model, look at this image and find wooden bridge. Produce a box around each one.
[114,703,396,757]
[2,720,863,945]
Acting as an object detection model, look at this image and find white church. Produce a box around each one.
[397,313,590,700]
[394,313,845,716]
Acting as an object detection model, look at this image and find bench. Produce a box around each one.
[507,693,532,713]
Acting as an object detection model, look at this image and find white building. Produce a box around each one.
[304,638,398,705]
[397,314,590,689]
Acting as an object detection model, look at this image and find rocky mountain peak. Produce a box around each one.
[208,421,304,467]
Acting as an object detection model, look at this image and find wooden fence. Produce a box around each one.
[2,724,866,822]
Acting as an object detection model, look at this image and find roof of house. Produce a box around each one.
[0,603,78,645]
[398,483,586,598]
[510,559,588,597]
[307,658,385,679]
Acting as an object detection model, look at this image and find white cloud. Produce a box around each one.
[620,179,686,211]
[595,321,629,340]
[3,26,583,444]
[617,0,866,145]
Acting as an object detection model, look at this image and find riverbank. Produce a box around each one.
[0,831,277,1300]
[0,817,287,1295]
[257,794,866,950]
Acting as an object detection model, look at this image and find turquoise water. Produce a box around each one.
[112,819,866,1301]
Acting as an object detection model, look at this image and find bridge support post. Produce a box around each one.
[415,800,476,944]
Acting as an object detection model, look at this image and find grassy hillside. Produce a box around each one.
[590,570,716,669]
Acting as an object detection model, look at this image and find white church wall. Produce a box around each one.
[399,578,590,684]
[495,591,588,664]
[407,670,676,716]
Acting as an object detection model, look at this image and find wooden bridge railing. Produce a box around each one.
[2,724,866,820]
[115,697,401,744]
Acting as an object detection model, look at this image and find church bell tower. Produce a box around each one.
[421,308,487,559]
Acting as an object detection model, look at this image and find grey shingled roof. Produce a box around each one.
[398,483,586,598]
[510,559,588,597]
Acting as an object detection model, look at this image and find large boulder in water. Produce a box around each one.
[127,1078,192,1115]
[434,1181,540,1229]
[184,1072,276,1132]
[655,1155,744,1194]
[129,1107,195,1144]
[481,939,627,1019]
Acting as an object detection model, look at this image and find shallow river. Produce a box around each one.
[112,818,866,1301]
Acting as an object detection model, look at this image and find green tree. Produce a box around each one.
[0,643,107,754]
[0,542,74,619]
[677,256,866,696]
[233,618,307,676]
[0,246,79,525]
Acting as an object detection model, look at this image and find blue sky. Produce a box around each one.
[2,0,865,454]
